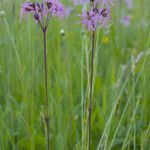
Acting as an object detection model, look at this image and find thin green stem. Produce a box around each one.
[81,34,84,149]
[88,32,95,150]
[132,61,136,150]
[43,30,50,150]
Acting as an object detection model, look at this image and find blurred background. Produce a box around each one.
[0,0,150,149]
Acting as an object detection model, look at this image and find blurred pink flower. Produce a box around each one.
[120,15,131,26]
[125,0,133,9]
[65,7,74,18]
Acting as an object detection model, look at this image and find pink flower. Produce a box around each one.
[125,0,133,9]
[120,15,131,26]
[45,0,64,19]
[65,7,74,18]
[20,0,64,22]
[75,0,113,32]
[80,6,111,31]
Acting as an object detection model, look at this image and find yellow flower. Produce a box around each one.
[102,36,109,44]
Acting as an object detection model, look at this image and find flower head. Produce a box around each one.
[80,8,98,31]
[20,0,64,30]
[20,1,35,21]
[79,5,111,31]
[98,6,111,27]
[75,0,113,32]
[45,0,64,18]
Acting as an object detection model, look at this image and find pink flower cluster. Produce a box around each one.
[80,6,111,31]
[20,0,64,22]
[120,0,133,26]
[125,0,133,9]
[76,0,113,31]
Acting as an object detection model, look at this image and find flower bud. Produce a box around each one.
[34,13,39,21]
[60,29,65,36]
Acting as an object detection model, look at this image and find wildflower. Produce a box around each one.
[102,35,109,44]
[45,0,64,18]
[120,15,131,26]
[74,0,114,148]
[80,6,111,31]
[80,8,99,31]
[65,7,74,18]
[99,6,112,27]
[125,0,133,9]
[20,1,65,149]
[75,0,113,32]
[20,0,64,28]
[20,1,38,21]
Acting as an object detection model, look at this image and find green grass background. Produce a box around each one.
[0,0,150,149]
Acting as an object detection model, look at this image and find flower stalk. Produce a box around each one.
[74,1,113,148]
[20,1,65,149]
[88,31,95,150]
[43,29,50,150]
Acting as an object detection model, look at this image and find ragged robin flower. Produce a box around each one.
[74,0,114,149]
[79,6,111,31]
[20,0,64,30]
[76,0,113,32]
[20,1,65,149]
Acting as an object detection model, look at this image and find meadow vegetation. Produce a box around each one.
[0,0,149,149]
